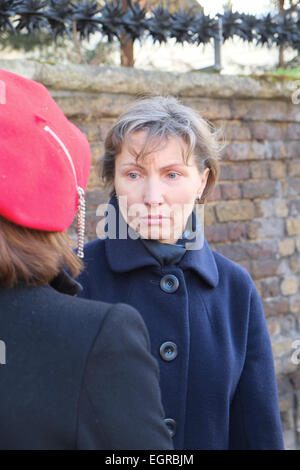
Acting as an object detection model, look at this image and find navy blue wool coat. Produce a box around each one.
[76,199,284,450]
[0,283,173,450]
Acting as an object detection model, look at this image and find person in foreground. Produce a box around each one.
[76,95,284,450]
[0,69,173,450]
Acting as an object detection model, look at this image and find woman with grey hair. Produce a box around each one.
[76,95,284,450]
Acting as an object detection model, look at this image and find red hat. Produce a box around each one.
[0,68,91,257]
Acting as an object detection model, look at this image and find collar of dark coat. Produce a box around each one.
[13,269,82,296]
[49,269,83,296]
[104,195,219,288]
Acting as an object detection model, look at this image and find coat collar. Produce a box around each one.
[104,196,219,288]
[49,269,83,296]
[14,269,83,296]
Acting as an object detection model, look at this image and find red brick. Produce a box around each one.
[262,298,290,317]
[215,242,247,261]
[222,142,272,161]
[260,278,280,298]
[285,141,300,159]
[245,221,260,239]
[266,317,281,336]
[250,161,269,179]
[204,224,228,243]
[206,184,222,202]
[290,295,300,314]
[249,122,285,141]
[282,178,300,198]
[269,161,286,179]
[286,124,300,141]
[242,180,278,199]
[251,259,285,279]
[220,183,242,200]
[287,159,300,177]
[219,162,250,180]
[289,255,300,274]
[257,218,285,239]
[289,199,300,215]
[237,260,252,275]
[246,240,278,259]
[215,201,255,222]
[230,99,289,122]
[269,141,288,159]
[215,240,277,262]
[184,98,232,120]
[227,222,248,241]
[213,120,251,140]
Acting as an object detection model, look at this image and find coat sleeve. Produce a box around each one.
[229,284,284,450]
[76,302,174,450]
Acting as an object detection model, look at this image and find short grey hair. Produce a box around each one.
[99,95,222,204]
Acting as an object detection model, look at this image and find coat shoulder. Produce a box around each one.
[44,287,140,343]
[0,284,148,377]
[211,248,255,291]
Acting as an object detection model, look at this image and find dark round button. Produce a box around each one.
[160,274,179,293]
[160,341,178,362]
[164,418,177,438]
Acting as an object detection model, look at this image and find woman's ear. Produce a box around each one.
[197,167,210,198]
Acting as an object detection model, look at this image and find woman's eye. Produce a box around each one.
[128,172,139,179]
[167,172,179,179]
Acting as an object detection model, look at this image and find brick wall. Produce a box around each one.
[1,59,300,449]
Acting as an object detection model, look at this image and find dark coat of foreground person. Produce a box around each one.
[0,281,173,450]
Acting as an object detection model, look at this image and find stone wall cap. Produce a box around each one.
[0,59,296,100]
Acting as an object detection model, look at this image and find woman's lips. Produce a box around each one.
[141,215,167,225]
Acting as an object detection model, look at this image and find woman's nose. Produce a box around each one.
[143,178,164,206]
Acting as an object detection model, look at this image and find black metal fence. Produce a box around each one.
[0,0,300,49]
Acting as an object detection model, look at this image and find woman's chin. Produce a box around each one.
[139,227,164,240]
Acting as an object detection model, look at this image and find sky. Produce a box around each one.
[197,0,276,16]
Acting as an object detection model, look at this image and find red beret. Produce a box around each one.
[0,68,91,234]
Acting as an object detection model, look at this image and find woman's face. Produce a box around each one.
[114,130,210,244]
